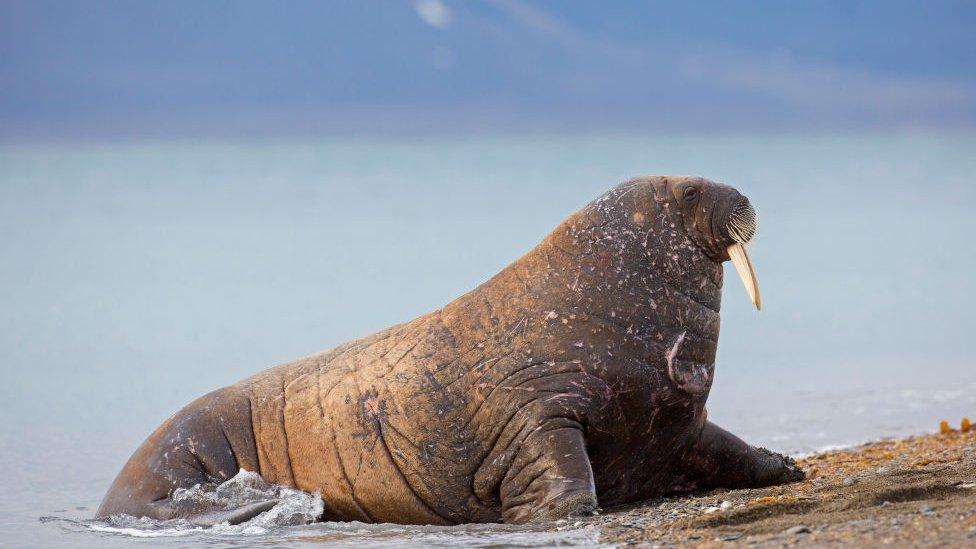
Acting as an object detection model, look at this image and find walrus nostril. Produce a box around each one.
[727,200,757,244]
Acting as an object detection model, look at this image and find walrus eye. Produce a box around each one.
[683,187,699,203]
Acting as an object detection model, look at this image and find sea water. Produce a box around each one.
[2,133,974,547]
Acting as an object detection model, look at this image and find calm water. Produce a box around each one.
[2,134,974,547]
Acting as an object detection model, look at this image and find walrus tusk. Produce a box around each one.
[727,242,761,311]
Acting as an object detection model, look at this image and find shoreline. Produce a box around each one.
[569,428,976,547]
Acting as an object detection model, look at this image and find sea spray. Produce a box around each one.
[172,469,324,528]
[86,470,324,537]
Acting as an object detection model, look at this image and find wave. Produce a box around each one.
[40,470,606,547]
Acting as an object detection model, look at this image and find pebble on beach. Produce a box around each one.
[590,427,976,547]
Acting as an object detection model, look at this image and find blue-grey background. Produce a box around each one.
[3,0,976,138]
[1,1,974,547]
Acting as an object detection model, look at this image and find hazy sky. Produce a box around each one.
[2,0,975,140]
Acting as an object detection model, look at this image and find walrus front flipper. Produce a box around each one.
[147,498,278,526]
[674,420,805,492]
[498,421,598,524]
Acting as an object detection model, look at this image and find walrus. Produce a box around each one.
[97,176,803,526]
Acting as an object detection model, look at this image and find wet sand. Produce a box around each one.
[560,428,976,547]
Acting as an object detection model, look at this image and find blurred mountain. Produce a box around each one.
[2,0,974,140]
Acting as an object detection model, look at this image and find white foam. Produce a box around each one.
[172,469,324,529]
[91,470,323,537]
[88,523,201,538]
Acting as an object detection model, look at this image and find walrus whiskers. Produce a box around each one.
[727,201,757,244]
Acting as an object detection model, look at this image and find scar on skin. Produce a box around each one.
[665,331,686,370]
[364,396,380,417]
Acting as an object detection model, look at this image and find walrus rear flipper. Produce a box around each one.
[96,388,264,524]
[147,498,278,526]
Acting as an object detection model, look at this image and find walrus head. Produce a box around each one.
[669,177,762,310]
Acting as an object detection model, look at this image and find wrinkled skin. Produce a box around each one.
[97,176,804,526]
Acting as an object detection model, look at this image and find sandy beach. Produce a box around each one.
[558,426,976,547]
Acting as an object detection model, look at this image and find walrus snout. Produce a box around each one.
[666,177,762,310]
[725,197,761,311]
